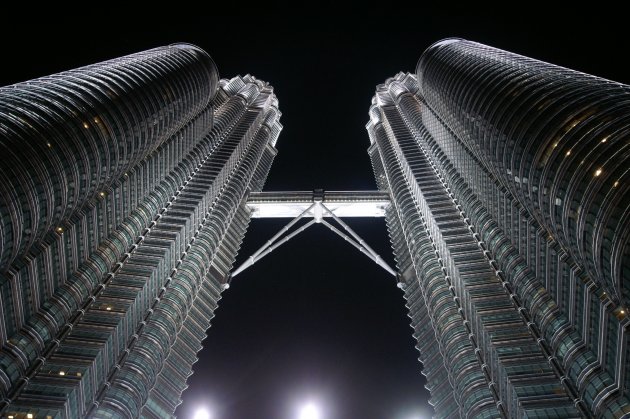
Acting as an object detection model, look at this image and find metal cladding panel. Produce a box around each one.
[418,38,630,309]
[371,39,630,417]
[0,44,218,269]
[0,42,282,419]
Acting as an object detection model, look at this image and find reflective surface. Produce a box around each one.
[0,47,282,418]
[368,38,630,418]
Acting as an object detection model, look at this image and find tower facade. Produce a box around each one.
[368,39,629,418]
[0,45,281,417]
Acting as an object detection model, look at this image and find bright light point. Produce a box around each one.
[193,407,211,419]
[595,168,602,177]
[299,403,321,419]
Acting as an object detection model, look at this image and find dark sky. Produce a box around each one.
[1,12,628,419]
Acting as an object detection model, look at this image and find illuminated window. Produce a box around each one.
[615,308,626,320]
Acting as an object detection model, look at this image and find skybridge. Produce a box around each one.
[229,190,395,280]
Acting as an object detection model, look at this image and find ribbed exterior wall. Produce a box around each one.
[369,141,459,413]
[0,45,282,419]
[368,86,502,418]
[369,40,630,419]
[0,44,217,271]
[418,39,630,310]
[94,77,281,418]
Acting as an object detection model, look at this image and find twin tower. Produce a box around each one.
[0,40,628,418]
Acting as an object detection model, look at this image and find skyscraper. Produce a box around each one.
[2,37,629,419]
[368,39,629,418]
[0,44,281,418]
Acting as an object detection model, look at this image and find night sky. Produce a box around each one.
[1,12,628,419]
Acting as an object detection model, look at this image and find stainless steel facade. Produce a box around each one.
[368,39,629,418]
[0,45,281,418]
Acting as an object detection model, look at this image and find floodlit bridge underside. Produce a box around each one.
[229,190,396,282]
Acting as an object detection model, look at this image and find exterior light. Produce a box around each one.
[299,403,321,419]
[83,122,89,129]
[106,306,112,311]
[8,416,14,419]
[193,407,211,419]
[99,191,106,197]
[56,227,64,233]
[46,142,52,148]
[614,181,619,188]
[621,310,626,315]
[595,169,602,177]
[565,150,571,156]
[59,371,65,376]
[27,414,34,419]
